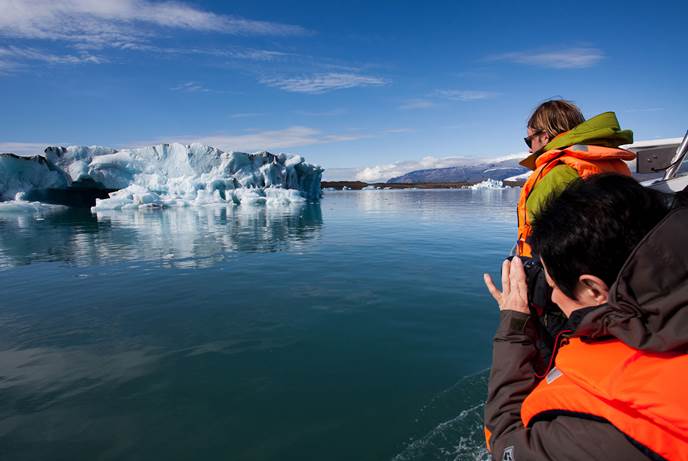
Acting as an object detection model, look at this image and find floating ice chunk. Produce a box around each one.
[467,179,508,190]
[92,185,164,210]
[265,187,306,206]
[0,192,68,213]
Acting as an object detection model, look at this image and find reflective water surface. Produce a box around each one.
[0,189,518,461]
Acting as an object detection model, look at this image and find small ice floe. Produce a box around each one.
[0,192,68,213]
[467,179,508,190]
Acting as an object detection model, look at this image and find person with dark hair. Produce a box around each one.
[516,100,636,257]
[483,174,688,460]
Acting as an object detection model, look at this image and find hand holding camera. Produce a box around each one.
[483,257,529,314]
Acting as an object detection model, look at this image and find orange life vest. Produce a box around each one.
[521,338,688,460]
[516,145,635,257]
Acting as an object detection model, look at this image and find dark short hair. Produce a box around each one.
[528,99,585,139]
[531,174,669,298]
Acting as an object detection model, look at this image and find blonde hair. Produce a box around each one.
[528,99,585,139]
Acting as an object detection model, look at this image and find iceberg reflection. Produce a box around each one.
[0,204,323,269]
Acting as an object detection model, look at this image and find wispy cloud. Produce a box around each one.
[399,90,496,110]
[0,46,104,71]
[112,43,293,62]
[322,168,361,181]
[434,90,498,101]
[0,142,61,155]
[229,113,265,119]
[261,73,387,94]
[142,126,369,152]
[171,82,210,93]
[399,99,435,110]
[487,47,604,69]
[384,128,415,134]
[622,107,665,113]
[293,109,347,117]
[0,0,308,48]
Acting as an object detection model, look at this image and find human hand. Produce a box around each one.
[483,257,529,314]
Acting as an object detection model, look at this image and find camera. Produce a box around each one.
[507,256,568,371]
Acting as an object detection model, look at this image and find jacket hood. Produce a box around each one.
[520,112,634,170]
[571,207,688,353]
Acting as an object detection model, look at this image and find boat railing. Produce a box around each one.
[664,130,688,181]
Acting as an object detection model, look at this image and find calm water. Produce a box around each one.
[0,189,518,461]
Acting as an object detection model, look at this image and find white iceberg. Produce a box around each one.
[0,143,323,211]
[467,179,508,190]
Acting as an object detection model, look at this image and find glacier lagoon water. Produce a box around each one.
[0,189,518,461]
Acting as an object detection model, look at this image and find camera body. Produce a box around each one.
[507,256,568,371]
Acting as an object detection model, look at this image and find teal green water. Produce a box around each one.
[0,189,518,460]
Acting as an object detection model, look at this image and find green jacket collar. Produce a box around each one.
[520,112,634,170]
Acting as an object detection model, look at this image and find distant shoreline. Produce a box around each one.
[321,180,525,190]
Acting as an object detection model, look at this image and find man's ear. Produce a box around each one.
[577,274,609,306]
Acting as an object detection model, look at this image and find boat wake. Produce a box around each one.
[392,370,490,461]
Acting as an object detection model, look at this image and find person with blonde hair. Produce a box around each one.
[516,99,635,257]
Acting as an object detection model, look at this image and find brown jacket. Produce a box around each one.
[484,206,688,460]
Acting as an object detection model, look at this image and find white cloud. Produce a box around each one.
[140,126,369,152]
[261,73,387,94]
[322,168,361,181]
[383,128,415,134]
[399,90,496,110]
[622,107,665,113]
[434,90,498,101]
[488,47,604,69]
[399,99,435,110]
[0,46,104,70]
[171,82,210,93]
[114,43,292,61]
[0,142,58,155]
[223,48,292,61]
[293,108,347,117]
[0,0,307,48]
[229,112,264,118]
[355,153,525,183]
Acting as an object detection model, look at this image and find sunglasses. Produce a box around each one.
[524,130,544,149]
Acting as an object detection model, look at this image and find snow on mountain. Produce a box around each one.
[504,171,532,182]
[0,143,323,210]
[386,157,528,184]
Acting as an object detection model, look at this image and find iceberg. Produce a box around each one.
[0,143,324,211]
[467,179,508,190]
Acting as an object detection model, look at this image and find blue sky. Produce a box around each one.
[1,0,686,180]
